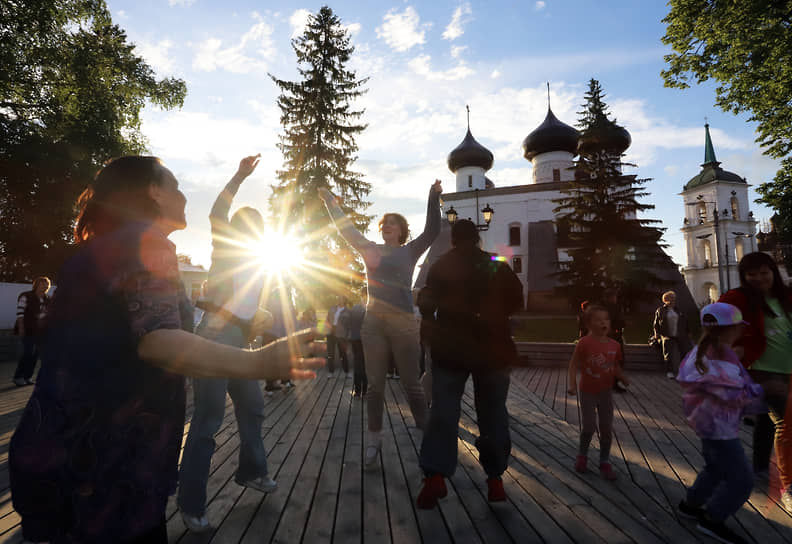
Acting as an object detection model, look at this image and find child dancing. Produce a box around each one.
[567,304,630,480]
[676,302,764,544]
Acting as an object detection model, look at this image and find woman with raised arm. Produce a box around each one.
[320,180,442,466]
[9,156,323,544]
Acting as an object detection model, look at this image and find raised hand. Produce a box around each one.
[236,154,261,179]
[431,179,443,195]
[257,328,326,380]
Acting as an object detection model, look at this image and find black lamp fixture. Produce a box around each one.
[445,188,494,231]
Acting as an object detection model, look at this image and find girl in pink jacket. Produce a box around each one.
[676,302,765,544]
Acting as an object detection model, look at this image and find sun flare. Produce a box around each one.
[254,231,304,275]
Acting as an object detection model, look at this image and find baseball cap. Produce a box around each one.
[699,302,749,327]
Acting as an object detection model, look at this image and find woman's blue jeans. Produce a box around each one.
[177,320,268,517]
[687,438,753,522]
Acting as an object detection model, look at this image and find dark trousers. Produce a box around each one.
[687,438,753,522]
[749,370,790,488]
[420,364,511,478]
[579,389,614,462]
[351,339,367,394]
[14,336,39,380]
[326,334,349,373]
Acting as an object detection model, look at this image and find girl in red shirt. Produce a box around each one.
[568,304,630,479]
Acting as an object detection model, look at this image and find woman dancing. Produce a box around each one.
[320,180,441,466]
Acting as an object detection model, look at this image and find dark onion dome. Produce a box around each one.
[447,128,494,172]
[577,120,631,155]
[684,124,746,190]
[521,107,580,160]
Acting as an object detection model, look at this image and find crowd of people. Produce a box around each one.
[5,153,792,544]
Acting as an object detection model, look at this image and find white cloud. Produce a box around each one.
[450,45,467,59]
[376,6,430,52]
[535,1,547,10]
[490,69,501,79]
[345,22,362,37]
[116,10,128,19]
[443,3,473,40]
[192,12,275,74]
[169,0,196,6]
[135,39,175,74]
[408,54,474,81]
[289,8,311,39]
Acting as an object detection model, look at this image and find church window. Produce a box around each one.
[552,169,561,182]
[730,196,739,219]
[509,225,521,246]
[512,257,522,274]
[468,175,472,188]
[702,239,712,267]
[697,202,707,223]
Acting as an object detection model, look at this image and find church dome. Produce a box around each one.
[577,122,631,155]
[522,107,579,160]
[684,163,746,190]
[447,129,494,172]
[683,124,746,190]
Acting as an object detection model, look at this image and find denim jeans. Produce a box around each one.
[420,364,511,478]
[687,438,753,522]
[361,307,427,432]
[14,336,39,380]
[661,337,681,374]
[326,333,349,373]
[177,320,268,517]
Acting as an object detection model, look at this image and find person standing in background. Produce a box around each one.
[13,276,51,386]
[653,290,692,379]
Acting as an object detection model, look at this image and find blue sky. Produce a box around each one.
[108,0,780,268]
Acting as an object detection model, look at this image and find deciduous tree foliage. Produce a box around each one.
[269,5,371,304]
[0,0,186,281]
[662,0,792,247]
[554,79,668,308]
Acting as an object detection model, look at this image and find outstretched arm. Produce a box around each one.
[567,343,582,395]
[210,154,261,230]
[408,180,442,258]
[318,187,372,252]
[138,327,325,380]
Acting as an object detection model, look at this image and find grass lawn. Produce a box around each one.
[511,314,658,344]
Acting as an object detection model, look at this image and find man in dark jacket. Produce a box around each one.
[416,220,523,508]
[13,277,51,386]
[652,290,691,379]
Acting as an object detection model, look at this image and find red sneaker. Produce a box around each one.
[487,477,507,502]
[416,474,447,509]
[599,462,617,480]
[574,455,588,473]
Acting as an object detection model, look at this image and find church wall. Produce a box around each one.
[454,166,487,192]
[530,151,576,184]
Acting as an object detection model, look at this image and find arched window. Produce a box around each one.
[702,282,718,305]
[735,236,745,261]
[552,168,561,182]
[468,175,472,188]
[697,202,707,224]
[509,225,521,246]
[702,239,712,266]
[730,196,739,219]
[512,257,522,274]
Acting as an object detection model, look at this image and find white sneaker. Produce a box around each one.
[365,444,380,467]
[327,372,335,379]
[13,378,26,387]
[385,372,393,379]
[237,475,278,493]
[666,371,675,379]
[346,372,352,379]
[182,512,211,532]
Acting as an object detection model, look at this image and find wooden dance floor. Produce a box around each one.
[0,361,791,543]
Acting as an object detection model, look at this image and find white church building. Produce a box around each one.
[680,124,758,305]
[413,100,691,313]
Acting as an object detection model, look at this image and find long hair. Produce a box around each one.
[378,213,410,245]
[693,314,741,374]
[737,252,792,318]
[74,156,169,243]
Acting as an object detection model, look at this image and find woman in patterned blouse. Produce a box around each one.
[9,156,324,543]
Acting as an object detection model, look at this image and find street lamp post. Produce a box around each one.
[445,188,494,231]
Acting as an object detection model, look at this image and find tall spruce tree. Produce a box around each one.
[553,79,667,308]
[269,6,370,302]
